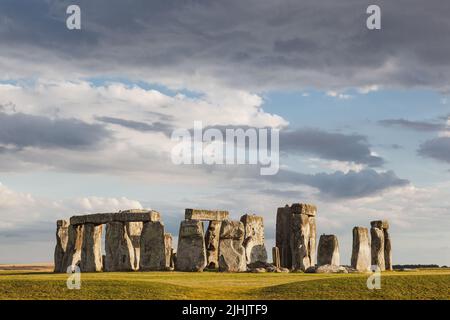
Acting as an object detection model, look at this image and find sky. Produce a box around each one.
[0,0,449,265]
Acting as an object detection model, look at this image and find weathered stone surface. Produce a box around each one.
[384,229,393,271]
[176,220,207,271]
[317,234,340,266]
[126,221,143,270]
[80,223,103,272]
[371,226,385,271]
[240,214,267,264]
[290,213,311,271]
[205,220,222,269]
[139,221,166,271]
[54,220,70,273]
[218,220,246,272]
[185,209,229,221]
[164,233,173,269]
[290,203,317,216]
[276,205,292,268]
[70,209,160,225]
[276,203,317,270]
[61,224,84,271]
[371,220,389,230]
[105,222,133,271]
[272,247,280,268]
[351,227,371,272]
[315,264,348,274]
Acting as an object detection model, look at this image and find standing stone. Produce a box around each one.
[276,205,292,268]
[204,220,222,269]
[61,224,84,271]
[272,247,281,268]
[164,233,173,269]
[240,214,267,264]
[126,222,143,270]
[351,227,371,272]
[139,221,166,271]
[290,213,311,271]
[54,220,70,273]
[218,220,246,272]
[80,223,103,272]
[370,222,385,271]
[277,203,317,270]
[176,220,207,271]
[105,222,134,271]
[317,234,340,266]
[384,229,393,271]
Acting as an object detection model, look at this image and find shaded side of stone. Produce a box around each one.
[61,224,84,271]
[54,220,70,273]
[175,220,207,271]
[80,223,103,272]
[139,221,166,271]
[240,214,267,264]
[205,220,222,269]
[317,234,340,266]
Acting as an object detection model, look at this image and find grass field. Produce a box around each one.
[0,265,449,300]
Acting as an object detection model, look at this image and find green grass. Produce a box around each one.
[0,269,449,300]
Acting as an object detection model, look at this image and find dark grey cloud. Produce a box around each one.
[1,1,450,91]
[281,129,384,167]
[418,137,450,163]
[0,112,110,149]
[96,116,173,136]
[379,119,447,132]
[265,168,409,199]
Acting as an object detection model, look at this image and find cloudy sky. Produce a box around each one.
[1,0,449,265]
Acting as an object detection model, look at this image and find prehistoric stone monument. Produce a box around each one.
[317,234,340,266]
[275,203,316,271]
[240,214,268,264]
[351,226,371,272]
[54,204,393,274]
[371,220,392,271]
[54,209,170,272]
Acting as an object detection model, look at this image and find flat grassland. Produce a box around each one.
[0,265,449,300]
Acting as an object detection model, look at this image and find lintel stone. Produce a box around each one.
[185,209,229,221]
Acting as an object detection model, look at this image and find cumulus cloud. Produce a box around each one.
[265,168,409,199]
[1,1,450,92]
[281,129,384,167]
[418,137,450,163]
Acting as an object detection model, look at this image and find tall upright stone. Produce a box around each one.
[80,223,103,272]
[61,224,84,271]
[317,234,340,266]
[272,247,281,268]
[204,220,222,269]
[384,228,393,271]
[164,233,173,269]
[176,220,207,271]
[139,221,166,271]
[126,221,143,270]
[277,203,316,271]
[54,220,70,273]
[105,222,135,271]
[240,214,267,264]
[218,220,246,272]
[351,227,371,271]
[290,213,311,270]
[370,221,385,271]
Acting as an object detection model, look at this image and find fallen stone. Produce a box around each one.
[351,227,371,272]
[317,234,340,266]
[54,220,70,273]
[185,209,229,221]
[176,220,207,271]
[218,220,246,272]
[80,223,103,272]
[316,264,348,274]
[204,220,222,269]
[139,221,166,271]
[240,214,267,264]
